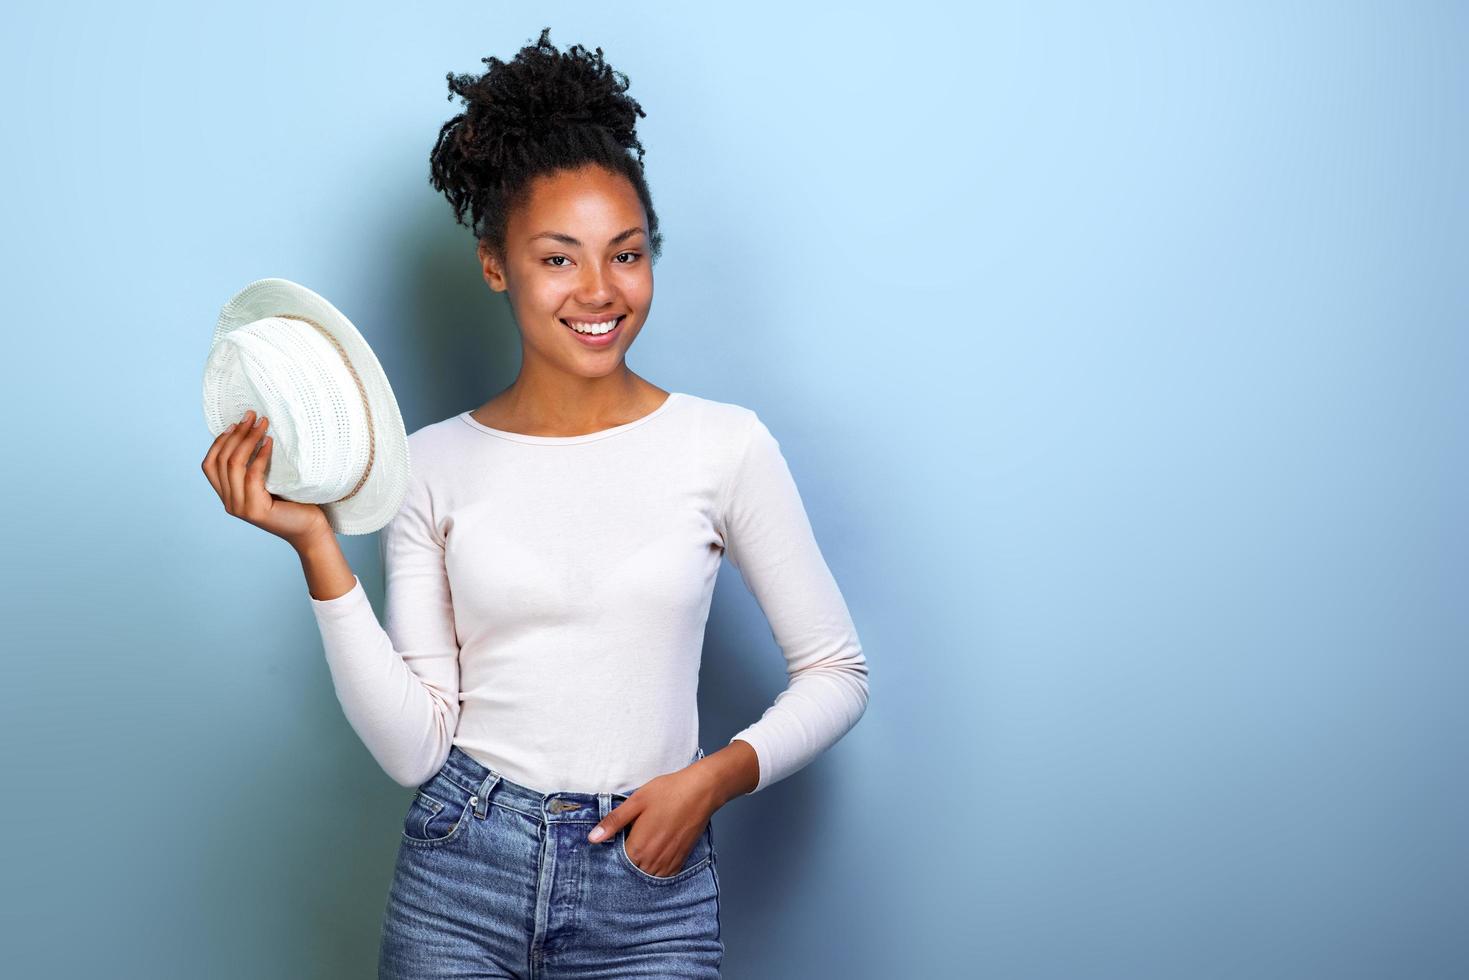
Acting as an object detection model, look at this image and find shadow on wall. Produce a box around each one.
[396,196,523,429]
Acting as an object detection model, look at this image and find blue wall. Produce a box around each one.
[3,2,1465,976]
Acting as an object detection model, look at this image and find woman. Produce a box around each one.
[201,27,868,979]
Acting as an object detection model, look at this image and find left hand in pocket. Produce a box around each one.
[587,763,717,877]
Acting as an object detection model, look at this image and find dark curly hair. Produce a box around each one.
[428,27,663,268]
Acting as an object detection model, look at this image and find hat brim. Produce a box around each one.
[206,277,410,536]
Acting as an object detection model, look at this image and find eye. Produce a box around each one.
[543,255,570,267]
[614,251,642,264]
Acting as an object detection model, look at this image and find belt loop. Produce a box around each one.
[473,773,501,820]
[597,792,612,820]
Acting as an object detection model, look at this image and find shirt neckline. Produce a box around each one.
[457,392,684,445]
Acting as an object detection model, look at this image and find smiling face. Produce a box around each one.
[478,164,654,381]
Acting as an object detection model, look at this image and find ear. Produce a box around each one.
[588,797,639,843]
[478,241,509,293]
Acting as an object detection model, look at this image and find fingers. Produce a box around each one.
[203,418,244,505]
[226,411,268,512]
[201,410,267,514]
[620,821,691,878]
[589,798,638,843]
[244,428,273,509]
[200,425,231,498]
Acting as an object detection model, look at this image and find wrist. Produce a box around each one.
[691,742,758,809]
[289,523,337,556]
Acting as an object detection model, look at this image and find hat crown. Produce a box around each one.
[202,316,374,503]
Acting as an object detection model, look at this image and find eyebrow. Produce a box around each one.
[528,227,646,248]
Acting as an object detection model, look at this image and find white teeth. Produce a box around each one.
[565,317,621,335]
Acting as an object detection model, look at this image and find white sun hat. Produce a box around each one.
[202,277,410,536]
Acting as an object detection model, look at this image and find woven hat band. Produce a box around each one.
[275,313,376,505]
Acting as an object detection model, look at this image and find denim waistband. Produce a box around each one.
[434,744,706,824]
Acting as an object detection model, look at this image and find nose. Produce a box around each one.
[574,262,616,307]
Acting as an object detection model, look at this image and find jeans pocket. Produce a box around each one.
[401,773,474,848]
[616,821,714,884]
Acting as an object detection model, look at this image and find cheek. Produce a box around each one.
[620,270,654,309]
[519,281,573,319]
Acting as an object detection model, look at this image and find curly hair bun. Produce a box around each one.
[429,26,663,260]
[451,26,645,158]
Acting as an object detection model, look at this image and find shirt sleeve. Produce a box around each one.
[306,467,461,788]
[717,411,870,794]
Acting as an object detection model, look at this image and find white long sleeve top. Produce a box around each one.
[307,391,869,795]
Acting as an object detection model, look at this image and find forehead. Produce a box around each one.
[513,166,645,239]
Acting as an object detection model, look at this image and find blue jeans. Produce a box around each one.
[379,744,723,979]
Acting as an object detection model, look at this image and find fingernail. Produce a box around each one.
[588,826,605,842]
[228,423,237,432]
[255,415,266,428]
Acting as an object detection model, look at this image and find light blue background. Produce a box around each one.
[2,2,1465,977]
